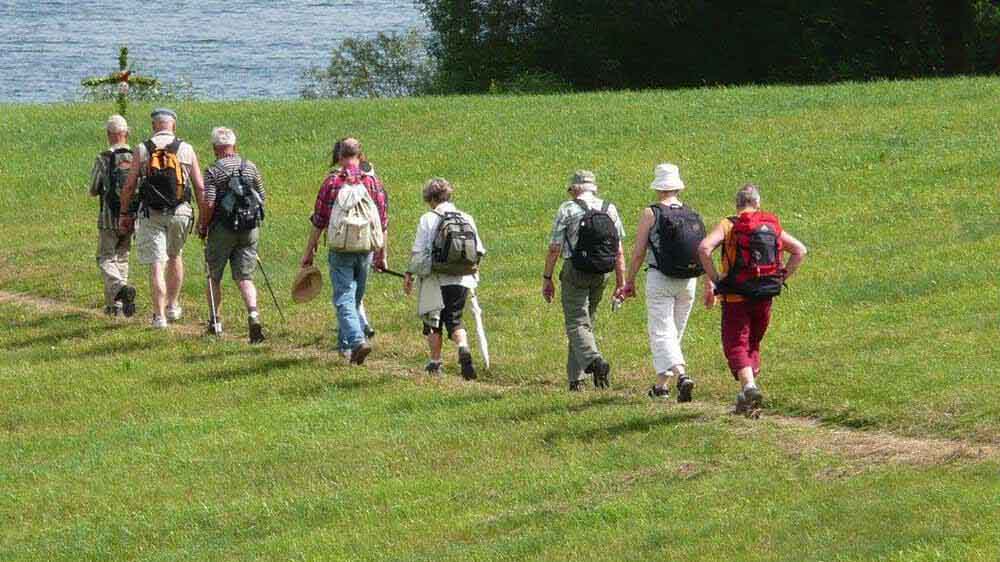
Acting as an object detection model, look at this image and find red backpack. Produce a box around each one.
[719,211,785,298]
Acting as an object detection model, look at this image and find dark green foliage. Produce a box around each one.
[418,0,1000,93]
[301,30,436,98]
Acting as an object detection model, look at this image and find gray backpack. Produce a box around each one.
[431,211,480,276]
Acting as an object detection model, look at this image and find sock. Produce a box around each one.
[248,307,259,321]
[744,380,757,391]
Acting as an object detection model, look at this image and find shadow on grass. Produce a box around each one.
[542,411,703,445]
[150,357,306,386]
[495,395,631,424]
[384,391,504,416]
[3,319,121,349]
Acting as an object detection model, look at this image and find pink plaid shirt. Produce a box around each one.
[310,166,389,232]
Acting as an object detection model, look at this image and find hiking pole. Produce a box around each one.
[255,255,287,324]
[376,268,407,279]
[205,257,221,334]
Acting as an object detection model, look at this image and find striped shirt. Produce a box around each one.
[88,143,133,230]
[203,155,266,209]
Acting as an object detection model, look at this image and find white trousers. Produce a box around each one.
[646,271,697,375]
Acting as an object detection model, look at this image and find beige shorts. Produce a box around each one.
[136,204,192,265]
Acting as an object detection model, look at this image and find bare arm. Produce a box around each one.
[697,223,726,283]
[780,231,808,280]
[189,151,206,217]
[542,243,561,303]
[614,243,625,289]
[623,208,654,295]
[302,226,323,267]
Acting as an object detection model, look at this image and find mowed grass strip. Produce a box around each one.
[2,301,999,561]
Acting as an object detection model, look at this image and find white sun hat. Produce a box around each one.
[650,163,685,191]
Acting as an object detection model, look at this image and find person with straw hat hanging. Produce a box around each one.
[617,163,708,402]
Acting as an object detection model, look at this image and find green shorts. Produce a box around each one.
[205,224,259,283]
[135,205,192,265]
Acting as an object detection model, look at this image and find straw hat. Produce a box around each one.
[291,265,323,303]
[650,163,685,191]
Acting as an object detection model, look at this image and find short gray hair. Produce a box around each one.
[211,127,237,146]
[152,114,175,130]
[422,177,453,204]
[736,183,761,209]
[106,114,128,134]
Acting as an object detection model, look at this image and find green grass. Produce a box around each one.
[2,77,1000,560]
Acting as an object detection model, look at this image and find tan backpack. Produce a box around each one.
[328,180,384,253]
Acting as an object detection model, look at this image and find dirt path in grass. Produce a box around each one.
[2,289,996,469]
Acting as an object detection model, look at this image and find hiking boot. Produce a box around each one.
[116,285,137,318]
[586,358,611,389]
[648,385,670,400]
[677,374,695,403]
[248,318,265,344]
[206,320,223,336]
[743,386,763,410]
[350,342,372,365]
[458,347,476,380]
[151,314,168,329]
[425,361,442,376]
[731,391,750,415]
[104,304,120,317]
[569,380,584,392]
[166,305,183,322]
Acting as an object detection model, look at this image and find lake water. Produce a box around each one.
[0,0,425,103]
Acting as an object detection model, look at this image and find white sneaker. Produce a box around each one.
[166,306,183,322]
[151,314,168,329]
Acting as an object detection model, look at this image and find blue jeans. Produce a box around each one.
[328,251,372,352]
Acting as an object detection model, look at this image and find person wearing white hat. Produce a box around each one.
[617,164,709,402]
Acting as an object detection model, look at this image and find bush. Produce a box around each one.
[301,30,436,98]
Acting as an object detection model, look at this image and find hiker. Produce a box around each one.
[617,164,708,402]
[403,178,486,379]
[300,137,389,365]
[89,114,138,318]
[197,127,266,343]
[542,170,625,391]
[329,141,385,342]
[118,108,205,329]
[698,184,807,413]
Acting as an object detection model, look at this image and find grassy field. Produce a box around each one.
[2,77,1000,560]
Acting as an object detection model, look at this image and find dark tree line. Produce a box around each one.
[417,0,1000,93]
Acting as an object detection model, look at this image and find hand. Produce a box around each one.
[619,281,637,300]
[703,284,717,309]
[403,273,413,296]
[118,216,134,235]
[301,250,314,268]
[373,250,388,272]
[542,278,555,303]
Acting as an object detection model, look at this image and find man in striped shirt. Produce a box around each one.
[197,127,267,343]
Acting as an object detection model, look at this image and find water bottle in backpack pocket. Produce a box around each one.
[431,211,480,276]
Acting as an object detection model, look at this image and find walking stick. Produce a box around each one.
[206,257,221,333]
[255,255,287,323]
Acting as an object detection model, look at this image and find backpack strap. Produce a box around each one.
[166,138,182,153]
[600,200,610,213]
[572,199,590,214]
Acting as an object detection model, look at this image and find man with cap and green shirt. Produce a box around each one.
[88,114,138,318]
[541,170,626,391]
[119,108,206,329]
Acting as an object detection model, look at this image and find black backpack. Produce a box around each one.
[140,139,188,210]
[102,147,134,217]
[649,203,706,278]
[215,159,264,232]
[569,199,619,274]
[431,210,480,276]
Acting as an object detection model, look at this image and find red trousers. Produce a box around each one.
[721,299,773,379]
